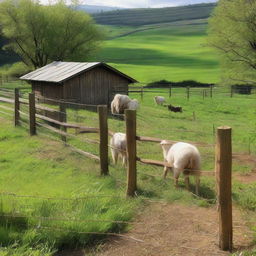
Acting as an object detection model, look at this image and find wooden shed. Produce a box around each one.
[20,61,137,105]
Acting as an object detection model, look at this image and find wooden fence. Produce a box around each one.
[128,84,256,101]
[0,88,233,251]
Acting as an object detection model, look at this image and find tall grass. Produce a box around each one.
[0,119,139,253]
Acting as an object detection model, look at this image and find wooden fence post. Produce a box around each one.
[210,85,213,98]
[98,105,109,176]
[169,84,172,98]
[186,86,190,100]
[29,93,36,136]
[125,109,137,197]
[203,90,205,100]
[14,88,20,126]
[141,86,143,101]
[230,87,233,98]
[215,126,232,251]
[59,102,67,142]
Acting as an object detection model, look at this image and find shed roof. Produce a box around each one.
[20,61,137,83]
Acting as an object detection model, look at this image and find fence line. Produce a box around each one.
[36,113,100,133]
[0,213,144,225]
[136,135,214,147]
[127,84,256,101]
[0,110,13,117]
[0,88,250,251]
[37,225,145,243]
[65,143,100,162]
[0,192,125,200]
[137,157,215,176]
[37,96,99,107]
[0,104,13,112]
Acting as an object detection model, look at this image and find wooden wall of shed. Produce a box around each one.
[63,66,130,105]
[32,81,63,102]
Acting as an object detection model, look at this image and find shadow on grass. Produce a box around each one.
[136,187,159,198]
[0,213,28,231]
[189,182,216,204]
[100,47,218,68]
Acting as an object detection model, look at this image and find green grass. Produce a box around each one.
[0,83,256,254]
[93,21,220,83]
[0,245,53,256]
[0,118,139,254]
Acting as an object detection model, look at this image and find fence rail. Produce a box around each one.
[128,84,256,101]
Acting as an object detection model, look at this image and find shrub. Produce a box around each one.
[145,79,214,88]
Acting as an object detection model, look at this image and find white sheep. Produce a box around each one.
[127,99,139,110]
[110,132,127,166]
[111,94,132,114]
[160,141,201,194]
[154,96,166,105]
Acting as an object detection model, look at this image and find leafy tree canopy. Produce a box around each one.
[0,0,104,69]
[208,0,256,85]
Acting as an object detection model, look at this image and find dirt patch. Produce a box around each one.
[233,153,256,184]
[94,203,254,256]
[233,153,256,166]
[234,169,256,184]
[34,138,67,160]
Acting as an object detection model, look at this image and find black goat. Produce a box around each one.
[167,104,183,113]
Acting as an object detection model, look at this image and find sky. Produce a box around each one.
[82,0,217,8]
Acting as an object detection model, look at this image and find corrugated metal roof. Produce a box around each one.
[20,61,137,83]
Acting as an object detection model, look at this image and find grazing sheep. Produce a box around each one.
[154,96,165,105]
[110,133,127,166]
[160,141,201,194]
[127,99,139,110]
[160,140,173,161]
[111,98,118,114]
[111,94,138,114]
[167,104,183,113]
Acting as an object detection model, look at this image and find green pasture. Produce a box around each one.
[0,117,138,254]
[0,83,256,254]
[93,21,220,83]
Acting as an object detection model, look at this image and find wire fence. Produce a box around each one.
[0,88,255,162]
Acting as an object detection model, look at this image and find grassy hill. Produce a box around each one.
[0,3,219,84]
[91,4,220,83]
[93,3,216,26]
[93,20,220,83]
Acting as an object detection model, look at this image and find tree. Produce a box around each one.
[208,0,256,85]
[0,0,104,69]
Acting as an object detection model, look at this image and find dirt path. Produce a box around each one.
[234,170,256,184]
[233,153,256,184]
[94,203,254,256]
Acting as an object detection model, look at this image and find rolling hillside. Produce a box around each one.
[93,3,216,26]
[93,20,219,83]
[1,3,219,84]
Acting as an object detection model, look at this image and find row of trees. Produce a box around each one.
[0,0,104,70]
